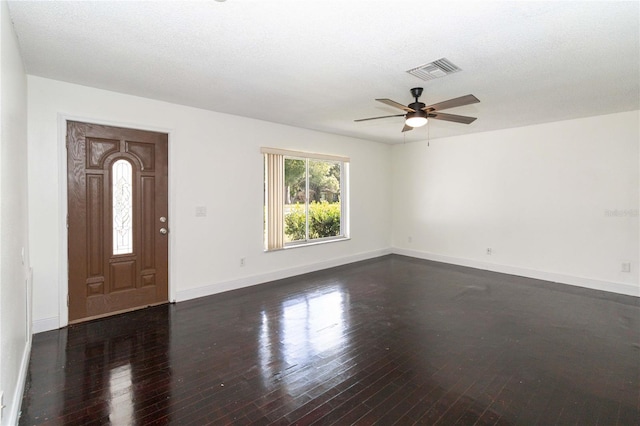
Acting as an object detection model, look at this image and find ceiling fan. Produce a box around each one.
[355,87,480,132]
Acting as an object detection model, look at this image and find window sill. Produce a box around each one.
[265,236,350,252]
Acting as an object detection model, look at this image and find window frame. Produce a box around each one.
[262,148,349,251]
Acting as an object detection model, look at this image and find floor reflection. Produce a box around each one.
[259,285,350,391]
[281,288,347,363]
[258,309,274,389]
[108,364,133,423]
[60,306,171,424]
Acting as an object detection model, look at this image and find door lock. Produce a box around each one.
[159,228,168,235]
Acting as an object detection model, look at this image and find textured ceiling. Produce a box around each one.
[7,1,640,144]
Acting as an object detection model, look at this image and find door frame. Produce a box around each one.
[57,114,175,328]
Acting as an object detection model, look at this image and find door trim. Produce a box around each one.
[57,114,175,328]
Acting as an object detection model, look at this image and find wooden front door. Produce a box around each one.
[67,121,169,323]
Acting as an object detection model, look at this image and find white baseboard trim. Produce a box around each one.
[8,337,31,426]
[32,316,60,334]
[32,249,393,332]
[176,248,392,302]
[34,246,636,334]
[393,247,640,298]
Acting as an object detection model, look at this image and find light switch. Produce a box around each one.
[195,206,207,217]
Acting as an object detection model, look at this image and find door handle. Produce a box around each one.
[159,228,168,235]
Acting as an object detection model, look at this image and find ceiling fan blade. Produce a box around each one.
[354,114,405,122]
[376,98,415,112]
[429,112,477,124]
[423,94,480,112]
[401,124,413,132]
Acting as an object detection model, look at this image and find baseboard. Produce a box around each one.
[176,248,392,302]
[7,336,31,426]
[34,246,637,333]
[32,316,59,334]
[393,247,640,298]
[32,249,393,332]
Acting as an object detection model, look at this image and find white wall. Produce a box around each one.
[0,1,30,424]
[27,76,392,331]
[26,76,639,335]
[392,111,639,297]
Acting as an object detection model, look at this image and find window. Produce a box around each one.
[263,148,349,250]
[112,159,133,255]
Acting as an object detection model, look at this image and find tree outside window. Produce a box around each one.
[284,157,342,243]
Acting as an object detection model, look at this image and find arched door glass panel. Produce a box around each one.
[112,159,133,255]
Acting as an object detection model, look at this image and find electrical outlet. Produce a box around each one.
[240,257,246,267]
[621,262,631,273]
[486,248,492,255]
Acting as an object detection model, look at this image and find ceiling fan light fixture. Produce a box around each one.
[405,111,428,128]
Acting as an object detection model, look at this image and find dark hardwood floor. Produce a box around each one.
[19,255,640,425]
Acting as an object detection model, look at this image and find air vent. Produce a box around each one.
[407,58,461,81]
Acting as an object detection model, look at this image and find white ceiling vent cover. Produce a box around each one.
[407,58,461,81]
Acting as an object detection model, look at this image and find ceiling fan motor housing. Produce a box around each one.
[408,102,425,112]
